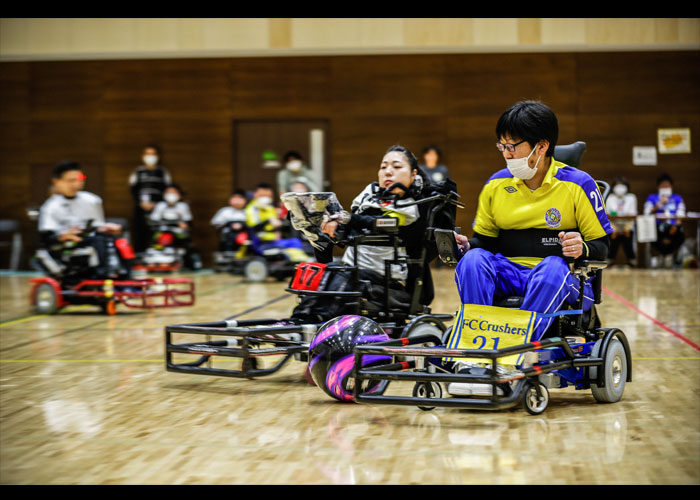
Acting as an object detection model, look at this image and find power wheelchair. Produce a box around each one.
[164,186,464,380]
[30,219,195,315]
[344,142,633,415]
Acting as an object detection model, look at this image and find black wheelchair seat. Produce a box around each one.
[553,141,587,168]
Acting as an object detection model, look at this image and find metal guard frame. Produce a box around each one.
[165,313,453,379]
[352,327,632,410]
[165,190,463,379]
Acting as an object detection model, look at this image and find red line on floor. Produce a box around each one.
[602,286,700,352]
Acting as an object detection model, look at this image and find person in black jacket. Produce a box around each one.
[128,145,173,252]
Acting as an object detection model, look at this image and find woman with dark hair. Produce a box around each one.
[290,145,456,322]
[606,176,638,266]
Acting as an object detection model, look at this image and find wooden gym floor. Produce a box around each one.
[0,267,698,485]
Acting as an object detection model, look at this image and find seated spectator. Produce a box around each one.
[211,189,249,253]
[644,173,686,268]
[606,177,638,266]
[150,184,192,249]
[246,183,306,255]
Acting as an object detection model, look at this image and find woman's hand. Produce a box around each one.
[559,231,584,259]
[454,232,469,255]
[321,220,339,238]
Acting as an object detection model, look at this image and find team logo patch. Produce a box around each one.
[504,186,517,193]
[380,201,392,207]
[544,208,562,228]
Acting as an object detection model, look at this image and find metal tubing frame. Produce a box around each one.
[352,329,630,410]
[165,191,464,380]
[72,278,195,309]
[165,318,315,379]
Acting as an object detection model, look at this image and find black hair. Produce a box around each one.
[656,173,673,186]
[612,176,630,191]
[256,182,274,191]
[383,145,430,194]
[52,160,82,179]
[165,183,184,196]
[385,145,419,172]
[231,188,248,198]
[283,151,303,163]
[422,144,442,158]
[495,100,558,157]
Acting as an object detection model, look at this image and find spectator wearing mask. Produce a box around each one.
[644,173,686,268]
[129,145,173,252]
[606,177,638,267]
[276,151,318,195]
[245,183,283,242]
[211,189,249,252]
[419,145,451,184]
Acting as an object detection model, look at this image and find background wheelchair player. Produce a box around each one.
[141,183,202,271]
[30,161,195,315]
[34,161,133,287]
[285,145,458,324]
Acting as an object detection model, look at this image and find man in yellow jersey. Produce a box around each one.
[452,101,612,342]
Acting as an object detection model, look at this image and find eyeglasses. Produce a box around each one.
[496,139,527,153]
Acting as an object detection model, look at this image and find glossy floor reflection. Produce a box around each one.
[1,268,698,484]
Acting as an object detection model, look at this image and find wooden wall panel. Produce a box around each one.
[0,51,698,269]
[229,57,333,117]
[329,55,446,117]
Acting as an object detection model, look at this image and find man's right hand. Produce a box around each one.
[454,232,469,255]
[57,229,82,243]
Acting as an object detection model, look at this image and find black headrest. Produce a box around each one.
[553,141,587,168]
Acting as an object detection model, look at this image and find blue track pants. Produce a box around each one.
[454,249,594,341]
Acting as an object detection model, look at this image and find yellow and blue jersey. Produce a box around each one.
[472,158,613,268]
[245,200,280,242]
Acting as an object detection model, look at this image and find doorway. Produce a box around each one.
[232,119,330,196]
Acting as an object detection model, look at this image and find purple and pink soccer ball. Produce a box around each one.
[308,315,391,401]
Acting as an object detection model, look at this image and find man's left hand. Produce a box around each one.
[559,231,584,259]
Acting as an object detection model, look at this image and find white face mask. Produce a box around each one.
[164,193,180,204]
[143,154,159,166]
[658,187,672,198]
[613,184,628,197]
[286,160,302,173]
[257,196,273,207]
[505,144,541,180]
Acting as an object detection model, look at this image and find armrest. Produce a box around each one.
[576,260,608,271]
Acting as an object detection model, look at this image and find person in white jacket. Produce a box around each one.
[605,177,638,266]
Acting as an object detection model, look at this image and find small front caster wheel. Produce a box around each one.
[413,381,442,411]
[522,382,549,415]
